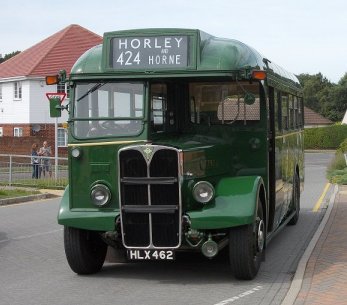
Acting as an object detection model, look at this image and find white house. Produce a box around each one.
[0,24,102,155]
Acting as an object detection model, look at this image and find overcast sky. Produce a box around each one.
[1,0,347,83]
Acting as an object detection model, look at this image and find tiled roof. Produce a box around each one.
[0,24,102,78]
[304,106,333,125]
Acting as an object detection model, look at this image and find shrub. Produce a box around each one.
[304,125,347,150]
[337,138,347,153]
[327,150,347,184]
[329,169,347,184]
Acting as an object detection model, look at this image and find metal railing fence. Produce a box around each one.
[0,154,68,189]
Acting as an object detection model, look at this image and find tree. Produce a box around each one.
[0,51,21,63]
[297,73,346,122]
[327,75,347,121]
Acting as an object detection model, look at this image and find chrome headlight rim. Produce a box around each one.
[192,181,215,204]
[90,183,111,207]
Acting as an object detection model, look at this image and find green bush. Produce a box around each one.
[329,169,347,184]
[304,125,347,149]
[327,150,347,184]
[337,138,347,153]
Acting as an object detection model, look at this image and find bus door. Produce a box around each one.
[150,83,178,134]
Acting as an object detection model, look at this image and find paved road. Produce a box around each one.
[0,152,334,305]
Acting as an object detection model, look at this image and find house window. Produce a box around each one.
[57,128,67,147]
[0,127,3,137]
[14,127,23,137]
[14,81,22,99]
[57,83,69,99]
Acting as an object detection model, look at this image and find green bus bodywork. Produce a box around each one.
[56,29,303,279]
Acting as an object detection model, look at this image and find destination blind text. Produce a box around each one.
[112,35,188,69]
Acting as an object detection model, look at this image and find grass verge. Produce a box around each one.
[0,188,41,199]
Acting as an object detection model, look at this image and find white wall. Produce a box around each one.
[29,79,50,123]
[0,79,29,123]
[0,78,69,124]
[29,80,69,124]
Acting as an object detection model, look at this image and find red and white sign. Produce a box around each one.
[46,92,66,103]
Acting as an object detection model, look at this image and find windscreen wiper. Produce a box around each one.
[77,82,107,102]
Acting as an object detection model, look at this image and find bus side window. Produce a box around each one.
[293,96,298,129]
[289,95,294,129]
[276,90,282,131]
[274,90,278,132]
[298,98,303,127]
[281,93,289,130]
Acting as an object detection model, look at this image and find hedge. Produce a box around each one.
[304,125,347,150]
[338,138,347,153]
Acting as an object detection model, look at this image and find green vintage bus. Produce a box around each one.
[48,28,304,280]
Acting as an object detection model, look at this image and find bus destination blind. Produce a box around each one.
[112,36,188,69]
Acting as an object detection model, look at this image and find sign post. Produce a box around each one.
[46,93,66,180]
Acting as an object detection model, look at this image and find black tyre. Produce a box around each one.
[229,202,265,280]
[64,226,107,275]
[288,174,300,225]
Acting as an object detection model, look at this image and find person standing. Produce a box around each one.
[31,143,40,179]
[39,141,52,178]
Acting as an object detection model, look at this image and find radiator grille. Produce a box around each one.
[119,145,181,248]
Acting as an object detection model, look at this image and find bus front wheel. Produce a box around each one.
[229,202,265,280]
[64,226,107,275]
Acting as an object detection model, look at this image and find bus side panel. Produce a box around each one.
[187,176,263,230]
[278,130,304,222]
[57,185,118,231]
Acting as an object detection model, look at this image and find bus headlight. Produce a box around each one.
[71,147,82,158]
[192,181,214,204]
[90,184,111,207]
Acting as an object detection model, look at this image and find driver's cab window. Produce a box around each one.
[73,82,144,138]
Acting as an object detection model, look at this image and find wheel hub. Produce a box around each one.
[257,220,265,252]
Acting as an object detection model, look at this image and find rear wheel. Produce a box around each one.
[229,202,265,280]
[288,174,300,226]
[64,226,107,275]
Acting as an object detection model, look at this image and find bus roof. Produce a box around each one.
[71,29,301,92]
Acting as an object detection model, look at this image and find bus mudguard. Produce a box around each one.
[187,176,264,230]
[57,185,118,232]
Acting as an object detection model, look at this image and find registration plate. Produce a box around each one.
[127,249,175,261]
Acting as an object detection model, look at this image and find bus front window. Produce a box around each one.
[73,82,144,138]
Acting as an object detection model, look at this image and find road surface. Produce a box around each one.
[0,152,334,305]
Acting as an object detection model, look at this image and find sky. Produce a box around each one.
[1,0,347,83]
